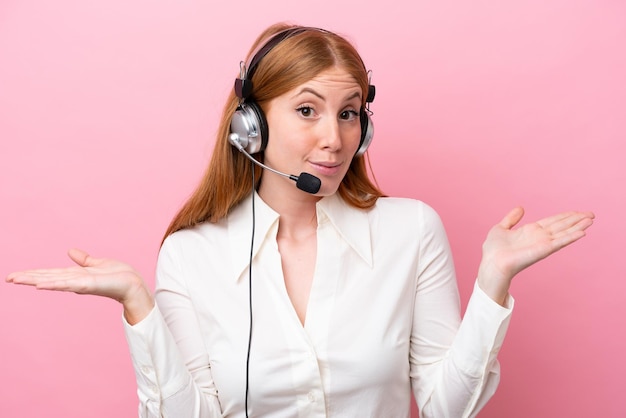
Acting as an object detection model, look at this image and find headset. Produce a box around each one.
[229,26,376,158]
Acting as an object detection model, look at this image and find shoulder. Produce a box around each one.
[365,197,449,243]
[367,198,453,260]
[160,220,228,261]
[371,197,443,224]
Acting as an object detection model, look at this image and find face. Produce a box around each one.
[259,67,363,201]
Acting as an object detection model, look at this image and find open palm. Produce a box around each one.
[479,207,594,287]
[6,248,145,305]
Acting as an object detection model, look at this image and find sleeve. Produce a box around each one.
[410,204,514,418]
[123,236,223,417]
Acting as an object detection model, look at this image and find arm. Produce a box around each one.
[124,236,223,417]
[410,205,511,417]
[6,247,224,417]
[411,206,593,417]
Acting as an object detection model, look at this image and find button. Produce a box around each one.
[141,366,152,374]
[307,391,316,402]
[149,385,159,394]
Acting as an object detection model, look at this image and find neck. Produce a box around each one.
[258,178,321,240]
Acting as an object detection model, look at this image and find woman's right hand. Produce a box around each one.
[6,248,154,325]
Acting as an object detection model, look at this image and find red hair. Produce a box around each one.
[163,23,385,242]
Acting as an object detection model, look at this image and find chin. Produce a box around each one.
[314,181,342,197]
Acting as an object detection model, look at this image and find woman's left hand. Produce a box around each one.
[477,207,594,305]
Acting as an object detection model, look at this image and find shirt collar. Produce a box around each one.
[228,192,280,283]
[316,193,373,267]
[228,192,372,282]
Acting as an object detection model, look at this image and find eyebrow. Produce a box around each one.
[292,87,362,102]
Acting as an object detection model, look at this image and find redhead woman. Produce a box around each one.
[7,23,594,417]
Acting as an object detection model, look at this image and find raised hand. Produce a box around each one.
[6,248,154,324]
[477,207,595,305]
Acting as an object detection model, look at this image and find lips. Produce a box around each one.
[308,160,343,176]
[312,161,340,168]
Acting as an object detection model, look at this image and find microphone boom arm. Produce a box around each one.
[229,134,321,194]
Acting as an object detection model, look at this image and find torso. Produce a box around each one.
[160,194,444,416]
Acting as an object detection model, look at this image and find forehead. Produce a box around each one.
[309,67,360,87]
[290,67,362,97]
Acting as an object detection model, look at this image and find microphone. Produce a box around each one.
[229,133,322,194]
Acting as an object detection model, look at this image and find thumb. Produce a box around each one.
[499,207,525,230]
[67,248,99,267]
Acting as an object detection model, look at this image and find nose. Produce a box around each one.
[318,117,342,151]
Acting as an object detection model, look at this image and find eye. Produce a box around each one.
[339,109,359,121]
[296,106,315,118]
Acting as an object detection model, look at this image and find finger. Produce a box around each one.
[539,211,595,234]
[68,248,99,267]
[7,268,83,281]
[9,271,79,285]
[9,274,53,287]
[7,275,35,285]
[499,207,525,229]
[550,216,594,240]
[35,277,91,293]
[7,271,46,283]
[536,211,594,229]
[11,277,82,292]
[550,229,587,250]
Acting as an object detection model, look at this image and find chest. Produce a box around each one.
[277,232,317,325]
[188,225,418,416]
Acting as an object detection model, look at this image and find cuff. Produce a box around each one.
[123,303,191,402]
[450,281,514,377]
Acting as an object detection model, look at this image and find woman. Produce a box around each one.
[6,23,594,417]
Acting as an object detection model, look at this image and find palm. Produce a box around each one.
[6,249,142,304]
[480,207,594,282]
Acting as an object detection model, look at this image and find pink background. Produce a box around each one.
[1,0,624,416]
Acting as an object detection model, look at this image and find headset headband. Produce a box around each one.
[234,27,375,104]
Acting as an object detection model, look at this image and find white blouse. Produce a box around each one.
[124,192,513,417]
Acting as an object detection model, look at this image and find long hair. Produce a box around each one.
[163,23,385,241]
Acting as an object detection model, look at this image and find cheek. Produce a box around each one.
[345,124,363,151]
[264,125,310,165]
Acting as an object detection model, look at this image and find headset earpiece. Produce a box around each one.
[355,84,376,157]
[230,102,268,155]
[356,109,374,157]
